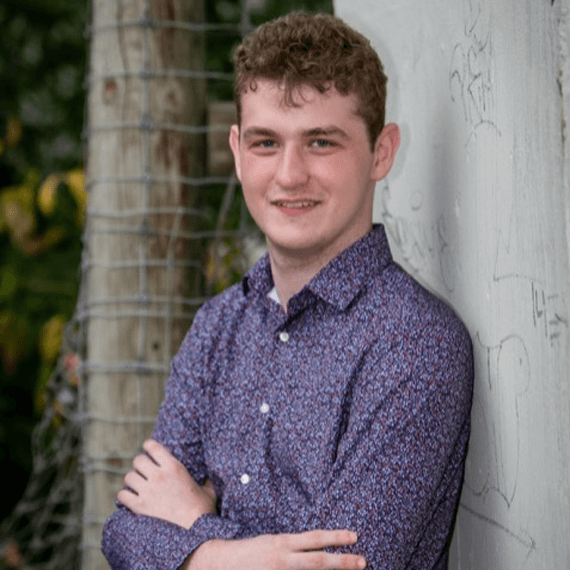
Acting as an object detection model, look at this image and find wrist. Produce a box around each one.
[180,540,216,570]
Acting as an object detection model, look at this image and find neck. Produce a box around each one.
[269,249,326,311]
[268,224,373,312]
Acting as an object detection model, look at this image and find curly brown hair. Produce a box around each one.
[232,11,387,150]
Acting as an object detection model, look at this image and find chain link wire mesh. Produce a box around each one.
[0,320,84,569]
[1,0,334,566]
[0,1,262,568]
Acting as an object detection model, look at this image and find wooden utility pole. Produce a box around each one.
[83,0,205,567]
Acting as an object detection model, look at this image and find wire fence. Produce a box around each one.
[0,1,263,568]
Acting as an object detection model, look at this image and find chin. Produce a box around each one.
[264,226,310,247]
[267,235,326,258]
[268,238,311,253]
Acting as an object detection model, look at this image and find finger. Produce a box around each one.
[288,529,358,551]
[117,488,138,509]
[133,453,157,475]
[124,469,146,490]
[202,479,217,501]
[142,439,171,465]
[293,550,366,570]
[125,463,148,482]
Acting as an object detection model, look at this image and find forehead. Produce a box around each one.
[239,79,364,132]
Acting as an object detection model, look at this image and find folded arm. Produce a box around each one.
[101,309,365,570]
[118,439,366,570]
[118,439,217,529]
[102,302,474,570]
[101,309,250,569]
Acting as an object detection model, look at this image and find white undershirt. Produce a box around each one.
[267,286,281,305]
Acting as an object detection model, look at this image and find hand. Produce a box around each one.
[117,439,216,529]
[182,529,366,570]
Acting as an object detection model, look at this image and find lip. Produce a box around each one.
[271,200,321,216]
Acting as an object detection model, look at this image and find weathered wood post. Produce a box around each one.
[82,0,205,566]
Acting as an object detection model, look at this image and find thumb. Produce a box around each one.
[203,479,217,501]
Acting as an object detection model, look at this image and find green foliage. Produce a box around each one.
[0,0,334,540]
[0,161,85,526]
[0,0,87,528]
[0,0,87,177]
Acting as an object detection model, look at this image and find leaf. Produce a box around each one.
[38,314,66,363]
[64,168,85,206]
[0,266,18,300]
[3,199,35,242]
[0,170,39,244]
[6,116,23,148]
[0,311,29,374]
[64,168,86,226]
[37,173,61,216]
[22,226,66,257]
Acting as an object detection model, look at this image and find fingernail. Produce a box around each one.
[351,531,358,541]
[358,558,367,569]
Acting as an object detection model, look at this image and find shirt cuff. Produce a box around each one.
[102,508,249,570]
[165,513,248,569]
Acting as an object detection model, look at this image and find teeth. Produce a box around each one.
[276,201,317,208]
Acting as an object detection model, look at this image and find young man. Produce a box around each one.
[102,12,474,570]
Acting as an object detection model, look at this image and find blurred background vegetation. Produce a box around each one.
[0,0,331,561]
[0,0,88,528]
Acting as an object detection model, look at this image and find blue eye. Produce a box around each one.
[254,140,275,148]
[312,139,335,148]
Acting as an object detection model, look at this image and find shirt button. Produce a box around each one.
[279,331,290,342]
[260,402,270,414]
[240,473,251,485]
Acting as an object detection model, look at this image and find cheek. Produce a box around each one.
[241,157,274,191]
[240,178,266,220]
[313,157,353,186]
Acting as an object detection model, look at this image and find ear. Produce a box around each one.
[229,124,242,181]
[371,123,400,182]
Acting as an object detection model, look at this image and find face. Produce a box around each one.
[230,79,400,264]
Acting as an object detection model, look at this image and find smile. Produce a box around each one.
[273,200,320,209]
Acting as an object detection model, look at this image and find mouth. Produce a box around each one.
[272,200,321,209]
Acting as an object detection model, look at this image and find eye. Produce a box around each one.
[311,139,336,149]
[252,139,276,149]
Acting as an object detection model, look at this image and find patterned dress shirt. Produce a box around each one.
[102,224,474,570]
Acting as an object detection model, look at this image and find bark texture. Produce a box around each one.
[83,0,205,567]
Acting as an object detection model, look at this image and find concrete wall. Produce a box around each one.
[334,0,570,567]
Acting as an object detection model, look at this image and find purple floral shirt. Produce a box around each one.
[102,224,474,570]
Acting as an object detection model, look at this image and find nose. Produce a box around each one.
[274,144,309,189]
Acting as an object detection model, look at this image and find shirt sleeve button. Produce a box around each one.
[278,331,290,342]
[260,402,270,414]
[240,473,251,485]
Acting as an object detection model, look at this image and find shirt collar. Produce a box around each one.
[243,224,393,312]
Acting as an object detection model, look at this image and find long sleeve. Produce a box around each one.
[101,304,250,570]
[302,308,474,569]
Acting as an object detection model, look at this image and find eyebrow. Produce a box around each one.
[241,127,278,141]
[302,127,350,140]
[241,126,351,141]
